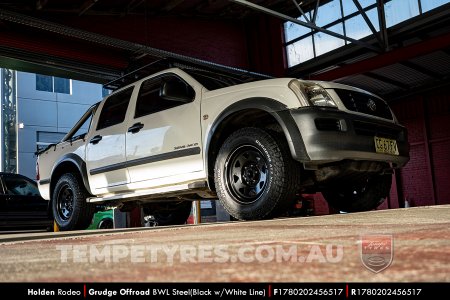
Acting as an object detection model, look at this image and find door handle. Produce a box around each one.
[127,122,144,134]
[89,135,103,144]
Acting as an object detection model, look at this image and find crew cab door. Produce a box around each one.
[85,86,135,192]
[125,73,203,185]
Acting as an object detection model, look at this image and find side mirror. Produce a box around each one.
[159,79,195,103]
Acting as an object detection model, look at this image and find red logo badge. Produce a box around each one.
[360,235,393,273]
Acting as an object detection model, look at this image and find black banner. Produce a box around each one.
[1,283,447,299]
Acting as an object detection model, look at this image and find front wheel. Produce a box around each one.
[214,127,300,220]
[322,174,392,212]
[52,173,95,231]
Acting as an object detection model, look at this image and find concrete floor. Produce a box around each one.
[0,205,449,282]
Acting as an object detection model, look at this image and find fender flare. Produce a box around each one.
[50,153,93,195]
[205,97,309,187]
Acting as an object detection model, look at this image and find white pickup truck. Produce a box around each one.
[36,67,409,230]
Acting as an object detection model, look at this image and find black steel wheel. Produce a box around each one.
[56,184,74,221]
[52,173,95,231]
[226,145,269,204]
[214,127,300,220]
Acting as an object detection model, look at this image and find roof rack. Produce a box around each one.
[103,57,273,90]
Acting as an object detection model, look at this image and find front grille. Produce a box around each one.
[335,89,393,120]
[353,120,401,139]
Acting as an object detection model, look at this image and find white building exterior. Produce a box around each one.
[0,68,104,179]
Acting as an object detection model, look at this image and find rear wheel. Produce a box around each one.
[322,174,392,212]
[214,127,300,220]
[143,201,192,226]
[52,173,95,231]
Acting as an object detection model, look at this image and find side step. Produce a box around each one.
[87,181,209,203]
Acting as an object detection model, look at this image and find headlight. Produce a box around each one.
[289,80,337,108]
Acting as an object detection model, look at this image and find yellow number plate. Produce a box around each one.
[374,137,399,155]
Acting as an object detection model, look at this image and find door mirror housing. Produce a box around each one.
[159,79,195,103]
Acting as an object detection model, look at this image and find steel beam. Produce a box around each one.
[312,0,320,24]
[400,61,442,80]
[1,68,17,173]
[292,0,311,23]
[79,0,99,17]
[364,72,409,90]
[312,31,450,81]
[161,0,185,12]
[229,0,380,52]
[126,0,146,14]
[36,0,48,11]
[376,0,389,51]
[352,0,384,49]
[0,8,270,81]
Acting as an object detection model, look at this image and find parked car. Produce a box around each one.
[0,173,53,230]
[36,65,409,231]
[88,209,114,229]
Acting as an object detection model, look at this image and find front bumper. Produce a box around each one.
[288,107,410,168]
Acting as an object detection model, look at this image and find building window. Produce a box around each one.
[54,77,70,94]
[36,74,53,92]
[422,0,450,13]
[284,0,450,68]
[384,0,420,28]
[36,74,71,94]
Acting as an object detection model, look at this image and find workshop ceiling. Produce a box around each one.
[0,0,319,20]
[0,0,449,100]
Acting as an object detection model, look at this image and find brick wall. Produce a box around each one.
[50,14,286,76]
[390,87,450,207]
[48,15,249,69]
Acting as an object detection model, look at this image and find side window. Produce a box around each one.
[3,177,40,196]
[97,87,134,130]
[135,75,193,118]
[71,113,94,139]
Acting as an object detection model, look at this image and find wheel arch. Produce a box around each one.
[205,97,309,191]
[50,154,93,202]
